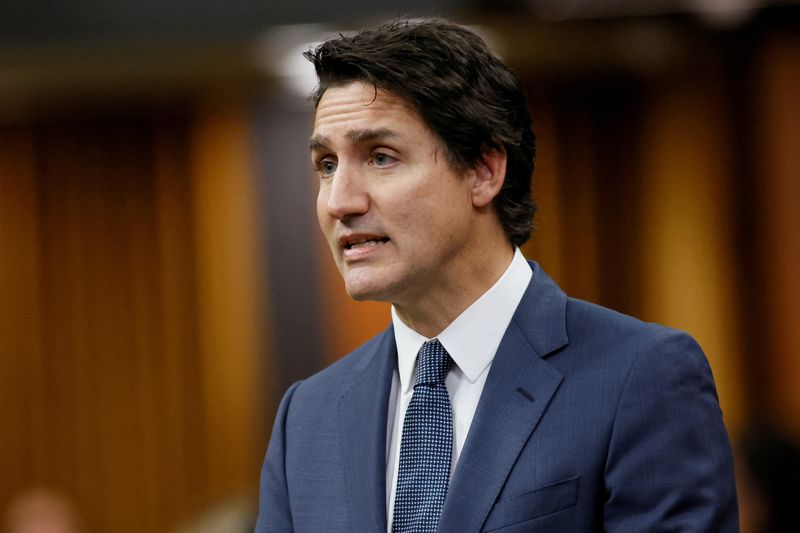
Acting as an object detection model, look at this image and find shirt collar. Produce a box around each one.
[392,247,532,394]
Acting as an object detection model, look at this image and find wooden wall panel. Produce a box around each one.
[523,95,565,279]
[755,32,800,438]
[0,111,271,532]
[524,82,647,315]
[0,128,46,504]
[548,99,601,303]
[152,123,210,523]
[190,101,272,504]
[638,74,745,433]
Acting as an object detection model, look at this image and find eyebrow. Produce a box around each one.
[309,128,398,152]
[309,135,329,152]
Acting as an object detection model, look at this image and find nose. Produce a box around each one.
[323,162,369,221]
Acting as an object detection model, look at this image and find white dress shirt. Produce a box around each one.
[385,248,532,527]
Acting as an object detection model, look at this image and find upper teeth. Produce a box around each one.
[349,239,383,249]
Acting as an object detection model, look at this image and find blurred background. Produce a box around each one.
[1,1,798,531]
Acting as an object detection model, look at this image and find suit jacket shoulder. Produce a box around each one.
[289,325,395,407]
[257,326,396,532]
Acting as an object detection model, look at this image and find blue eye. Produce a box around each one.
[318,159,337,177]
[372,153,396,167]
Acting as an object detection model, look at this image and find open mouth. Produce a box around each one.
[345,237,390,250]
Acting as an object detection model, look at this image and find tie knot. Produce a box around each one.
[414,339,453,387]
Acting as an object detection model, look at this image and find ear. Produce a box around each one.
[470,146,507,208]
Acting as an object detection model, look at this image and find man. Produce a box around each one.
[256,19,738,532]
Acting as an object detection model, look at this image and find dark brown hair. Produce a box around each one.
[305,18,537,246]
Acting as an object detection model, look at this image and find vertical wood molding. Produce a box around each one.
[524,97,565,278]
[0,128,46,502]
[152,122,209,524]
[638,75,745,433]
[190,100,271,504]
[553,103,601,303]
[756,32,800,438]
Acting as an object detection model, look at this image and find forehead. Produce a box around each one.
[312,82,431,144]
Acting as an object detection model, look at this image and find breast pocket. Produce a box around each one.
[481,476,578,532]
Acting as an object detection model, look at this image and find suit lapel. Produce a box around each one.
[438,262,570,532]
[338,328,396,533]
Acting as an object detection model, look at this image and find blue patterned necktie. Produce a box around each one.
[392,339,455,532]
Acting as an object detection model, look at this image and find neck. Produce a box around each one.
[394,236,515,338]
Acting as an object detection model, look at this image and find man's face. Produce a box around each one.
[311,81,478,307]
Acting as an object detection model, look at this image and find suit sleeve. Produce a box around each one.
[255,381,302,533]
[603,331,739,532]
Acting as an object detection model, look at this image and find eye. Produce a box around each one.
[370,151,397,168]
[315,158,337,178]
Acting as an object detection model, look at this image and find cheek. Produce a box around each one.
[378,167,469,240]
[388,195,434,237]
[406,182,468,227]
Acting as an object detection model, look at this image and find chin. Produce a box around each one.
[345,284,390,302]
[343,275,398,303]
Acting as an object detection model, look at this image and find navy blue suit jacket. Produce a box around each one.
[256,262,738,532]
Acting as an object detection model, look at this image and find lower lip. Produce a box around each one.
[342,240,389,262]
